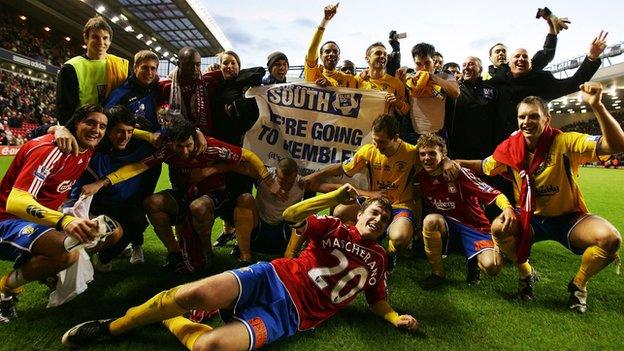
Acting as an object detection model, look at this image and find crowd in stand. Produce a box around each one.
[0,70,57,145]
[0,10,82,67]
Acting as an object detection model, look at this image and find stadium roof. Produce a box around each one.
[4,0,231,63]
[549,61,624,116]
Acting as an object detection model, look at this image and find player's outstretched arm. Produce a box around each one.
[306,3,339,68]
[370,300,419,332]
[82,161,151,196]
[283,183,356,225]
[581,82,624,155]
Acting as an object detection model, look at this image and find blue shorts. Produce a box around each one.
[444,217,495,260]
[530,212,589,255]
[221,262,299,350]
[0,219,53,267]
[250,221,291,255]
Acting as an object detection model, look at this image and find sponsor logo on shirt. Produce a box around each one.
[57,179,76,193]
[34,166,50,181]
[535,184,559,196]
[430,197,456,211]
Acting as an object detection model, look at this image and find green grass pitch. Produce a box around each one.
[0,157,623,350]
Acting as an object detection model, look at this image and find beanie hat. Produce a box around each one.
[267,51,289,69]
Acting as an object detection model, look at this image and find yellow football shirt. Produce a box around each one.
[482,132,600,216]
[304,26,357,88]
[342,141,419,210]
[356,73,409,115]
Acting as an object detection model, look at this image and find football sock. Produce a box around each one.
[0,270,26,295]
[388,239,397,254]
[162,316,213,351]
[422,229,444,276]
[109,286,185,336]
[491,227,517,262]
[518,262,533,278]
[284,231,304,258]
[234,207,254,261]
[573,246,614,289]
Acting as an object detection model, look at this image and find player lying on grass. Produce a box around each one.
[61,184,418,349]
[0,105,122,324]
[415,133,522,289]
[459,82,624,312]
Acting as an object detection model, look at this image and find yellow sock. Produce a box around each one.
[284,230,304,258]
[163,316,213,351]
[518,262,533,278]
[234,207,255,261]
[109,286,186,336]
[492,227,533,277]
[422,229,444,276]
[388,239,397,254]
[0,271,25,295]
[573,246,614,289]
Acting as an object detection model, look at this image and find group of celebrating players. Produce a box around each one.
[0,3,623,350]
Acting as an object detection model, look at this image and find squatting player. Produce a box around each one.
[62,184,418,349]
[0,105,122,323]
[460,83,624,312]
[415,133,522,289]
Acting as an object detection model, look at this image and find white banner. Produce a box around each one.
[244,83,386,178]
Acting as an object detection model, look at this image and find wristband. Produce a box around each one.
[55,214,67,231]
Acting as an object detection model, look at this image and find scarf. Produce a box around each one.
[168,68,210,134]
[492,125,561,263]
[406,71,444,99]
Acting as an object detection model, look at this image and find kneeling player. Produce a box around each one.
[415,134,520,289]
[62,185,418,349]
[0,105,122,323]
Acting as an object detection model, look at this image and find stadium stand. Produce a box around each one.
[0,8,82,67]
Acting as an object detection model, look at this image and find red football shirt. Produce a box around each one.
[417,168,500,232]
[142,137,242,193]
[271,215,389,331]
[0,134,93,221]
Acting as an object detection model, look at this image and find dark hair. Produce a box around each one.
[372,114,399,138]
[83,16,112,40]
[442,62,460,72]
[168,116,196,142]
[178,47,200,60]
[106,105,135,131]
[320,41,340,55]
[416,133,448,156]
[411,43,436,59]
[518,96,550,116]
[277,157,298,176]
[366,42,386,57]
[219,50,241,67]
[360,197,393,226]
[433,51,443,59]
[66,104,105,134]
[489,43,506,56]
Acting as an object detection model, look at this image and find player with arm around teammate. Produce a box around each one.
[61,184,418,349]
[415,133,519,289]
